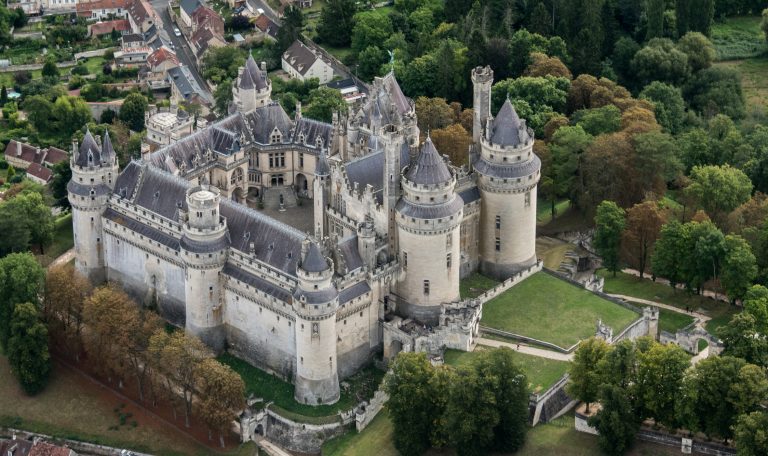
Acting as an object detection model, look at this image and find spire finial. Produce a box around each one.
[387,49,395,74]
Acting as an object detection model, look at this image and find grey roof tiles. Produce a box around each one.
[490,99,533,147]
[404,137,452,185]
[302,242,329,272]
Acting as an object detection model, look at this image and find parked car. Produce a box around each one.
[173,27,181,37]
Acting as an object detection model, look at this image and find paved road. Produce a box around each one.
[148,0,212,101]
[246,0,280,22]
[475,337,574,362]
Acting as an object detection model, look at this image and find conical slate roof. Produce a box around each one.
[315,148,330,176]
[404,136,452,185]
[490,98,531,147]
[239,54,269,91]
[75,128,102,167]
[302,242,329,272]
[101,130,115,163]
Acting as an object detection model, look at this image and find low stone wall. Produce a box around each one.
[528,374,576,426]
[0,427,151,456]
[474,261,543,302]
[480,326,578,353]
[574,413,736,455]
[355,389,389,432]
[660,327,724,356]
[263,408,350,454]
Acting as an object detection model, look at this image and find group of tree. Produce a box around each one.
[568,336,768,455]
[44,266,246,447]
[0,181,54,257]
[385,350,528,456]
[0,252,49,395]
[413,97,473,165]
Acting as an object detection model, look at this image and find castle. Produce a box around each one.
[68,58,540,405]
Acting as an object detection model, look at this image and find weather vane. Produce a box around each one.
[387,50,395,73]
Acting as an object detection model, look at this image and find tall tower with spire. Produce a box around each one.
[67,129,119,282]
[313,148,330,239]
[232,55,272,113]
[395,136,462,324]
[293,240,340,405]
[471,66,493,144]
[475,98,541,279]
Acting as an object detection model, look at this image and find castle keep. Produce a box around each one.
[68,60,540,405]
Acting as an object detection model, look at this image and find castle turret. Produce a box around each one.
[475,98,541,279]
[68,128,119,282]
[381,126,404,251]
[180,185,229,352]
[232,55,272,113]
[471,66,493,144]
[395,136,462,324]
[313,148,330,239]
[293,240,340,405]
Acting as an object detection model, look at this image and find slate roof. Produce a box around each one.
[254,14,279,38]
[302,242,328,272]
[473,153,541,179]
[122,33,144,44]
[44,147,68,166]
[127,0,154,24]
[239,54,269,91]
[293,117,332,148]
[343,140,411,204]
[102,130,115,163]
[223,263,292,301]
[404,136,452,185]
[490,98,533,147]
[395,196,463,219]
[168,66,210,103]
[339,281,370,303]
[356,72,411,126]
[74,129,104,167]
[282,40,320,76]
[113,162,310,275]
[180,0,200,15]
[104,207,181,249]
[241,103,293,144]
[337,236,363,271]
[458,186,480,204]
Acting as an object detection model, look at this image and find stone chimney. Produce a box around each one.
[295,101,302,120]
[16,140,21,156]
[141,142,151,161]
[260,61,266,72]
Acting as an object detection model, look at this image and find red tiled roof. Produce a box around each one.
[28,442,73,456]
[254,15,278,38]
[147,47,180,68]
[4,140,44,165]
[26,163,53,183]
[88,19,130,36]
[77,0,127,12]
[127,0,155,24]
[44,147,68,166]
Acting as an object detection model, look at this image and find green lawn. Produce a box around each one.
[37,213,74,267]
[323,410,679,456]
[218,353,384,422]
[714,57,768,112]
[459,272,499,299]
[536,198,570,225]
[711,16,768,60]
[444,347,568,393]
[482,272,639,349]
[657,307,695,334]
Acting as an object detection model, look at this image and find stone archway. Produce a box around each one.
[255,424,264,436]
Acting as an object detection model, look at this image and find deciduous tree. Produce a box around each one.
[7,302,51,395]
[636,342,689,428]
[119,92,149,132]
[430,124,471,166]
[677,32,716,72]
[685,164,752,226]
[594,201,626,275]
[622,200,667,278]
[44,264,91,358]
[588,384,640,456]
[721,235,758,302]
[734,411,768,455]
[196,358,246,447]
[567,337,610,413]
[639,81,686,134]
[0,252,45,350]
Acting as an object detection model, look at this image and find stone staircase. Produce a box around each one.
[261,186,298,209]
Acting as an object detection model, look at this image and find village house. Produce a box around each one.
[281,40,334,84]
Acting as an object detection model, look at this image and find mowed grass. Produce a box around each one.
[0,356,249,456]
[323,410,680,456]
[597,270,737,335]
[444,347,568,393]
[37,213,74,266]
[711,16,768,60]
[536,198,570,225]
[482,272,638,348]
[657,307,695,333]
[321,407,398,456]
[218,353,384,422]
[714,57,768,111]
[459,272,499,299]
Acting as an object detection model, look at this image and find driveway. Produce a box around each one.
[148,0,212,101]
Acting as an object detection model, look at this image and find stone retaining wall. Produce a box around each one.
[0,427,151,456]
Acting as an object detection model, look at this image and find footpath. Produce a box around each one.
[475,337,573,362]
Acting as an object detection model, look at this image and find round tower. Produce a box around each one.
[475,99,541,279]
[395,137,462,324]
[67,129,119,283]
[232,55,272,113]
[293,240,340,405]
[180,185,229,352]
[471,66,494,144]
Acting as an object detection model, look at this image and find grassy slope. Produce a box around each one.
[597,270,737,335]
[321,407,398,456]
[459,272,499,299]
[218,354,384,421]
[0,356,252,456]
[657,307,695,333]
[444,347,568,393]
[482,272,638,348]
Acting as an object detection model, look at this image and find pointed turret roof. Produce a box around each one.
[240,54,269,91]
[101,130,115,163]
[490,98,532,147]
[315,148,330,176]
[75,128,102,167]
[302,241,329,272]
[404,136,452,185]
